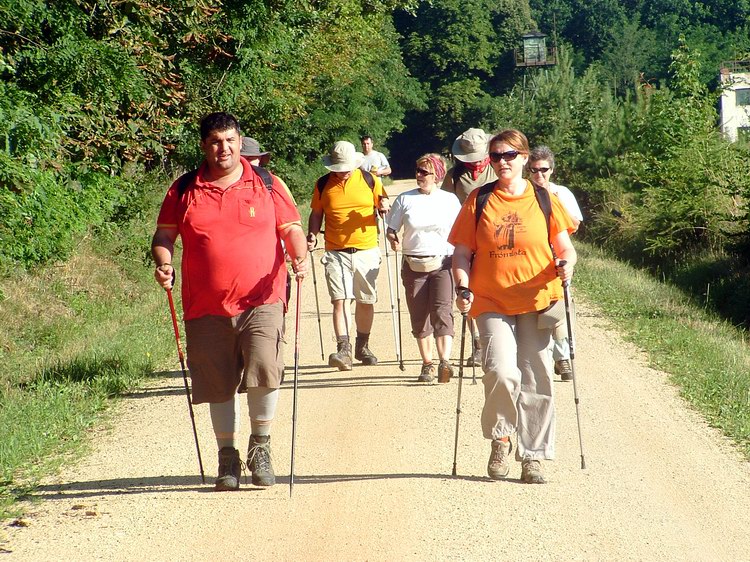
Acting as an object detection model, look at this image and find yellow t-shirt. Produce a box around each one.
[447,180,575,317]
[311,170,386,250]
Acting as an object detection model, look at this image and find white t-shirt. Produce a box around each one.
[549,182,583,222]
[361,151,390,173]
[386,187,462,256]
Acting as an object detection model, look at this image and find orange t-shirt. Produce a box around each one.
[447,180,575,317]
[310,170,386,250]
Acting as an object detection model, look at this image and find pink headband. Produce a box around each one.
[423,155,446,182]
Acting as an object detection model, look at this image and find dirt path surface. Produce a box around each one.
[3,180,749,561]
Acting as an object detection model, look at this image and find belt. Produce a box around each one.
[334,247,359,254]
[404,254,437,258]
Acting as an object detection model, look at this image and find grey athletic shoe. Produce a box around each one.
[247,435,275,487]
[521,459,546,484]
[437,359,453,383]
[328,340,353,371]
[417,363,435,383]
[354,341,378,365]
[215,447,242,491]
[487,438,512,480]
[554,359,573,381]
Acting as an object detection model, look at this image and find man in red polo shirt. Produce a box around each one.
[152,112,307,491]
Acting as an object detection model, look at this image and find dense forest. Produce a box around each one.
[1,0,750,323]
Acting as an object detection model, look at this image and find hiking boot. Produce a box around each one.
[487,438,512,480]
[437,359,453,383]
[466,338,481,367]
[354,340,378,366]
[521,458,546,484]
[417,363,435,383]
[328,340,353,371]
[247,435,275,487]
[215,447,242,491]
[555,359,573,381]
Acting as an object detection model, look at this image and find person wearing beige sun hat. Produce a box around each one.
[442,128,497,204]
[442,127,497,368]
[307,140,390,371]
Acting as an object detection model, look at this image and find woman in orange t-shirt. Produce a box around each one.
[447,129,577,484]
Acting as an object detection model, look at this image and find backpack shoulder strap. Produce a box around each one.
[251,164,274,193]
[362,170,375,190]
[474,181,496,227]
[453,162,465,185]
[316,173,331,195]
[176,169,198,196]
[533,183,552,241]
[316,170,375,195]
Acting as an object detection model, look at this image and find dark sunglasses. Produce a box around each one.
[489,150,520,163]
[529,167,551,174]
[415,168,433,176]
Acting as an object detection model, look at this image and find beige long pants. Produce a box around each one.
[476,311,556,460]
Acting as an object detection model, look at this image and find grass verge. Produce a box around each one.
[574,242,750,459]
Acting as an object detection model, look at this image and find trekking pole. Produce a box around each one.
[471,324,477,385]
[559,260,586,470]
[451,293,470,477]
[290,275,303,497]
[379,214,401,365]
[393,245,405,371]
[166,288,206,484]
[310,251,325,360]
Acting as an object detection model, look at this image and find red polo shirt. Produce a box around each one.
[157,159,301,320]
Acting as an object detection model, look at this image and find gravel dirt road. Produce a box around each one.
[2,180,749,561]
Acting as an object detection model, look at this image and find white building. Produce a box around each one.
[719,61,750,142]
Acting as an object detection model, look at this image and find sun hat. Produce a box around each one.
[322,141,365,172]
[240,137,270,165]
[452,128,489,163]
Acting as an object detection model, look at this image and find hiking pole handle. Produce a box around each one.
[557,259,571,288]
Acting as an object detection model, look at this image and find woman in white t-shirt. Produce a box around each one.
[386,154,462,383]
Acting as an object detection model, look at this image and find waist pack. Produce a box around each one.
[537,299,565,329]
[404,254,443,273]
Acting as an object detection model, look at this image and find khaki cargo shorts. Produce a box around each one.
[184,301,284,404]
[321,246,380,304]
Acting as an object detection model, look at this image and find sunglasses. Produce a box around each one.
[415,168,433,176]
[529,167,551,174]
[489,150,521,162]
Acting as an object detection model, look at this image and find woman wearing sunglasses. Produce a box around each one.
[386,154,462,383]
[528,145,583,383]
[448,129,577,483]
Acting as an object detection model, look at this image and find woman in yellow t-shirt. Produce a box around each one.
[447,129,577,484]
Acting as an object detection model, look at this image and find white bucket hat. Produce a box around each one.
[322,141,365,172]
[452,128,489,163]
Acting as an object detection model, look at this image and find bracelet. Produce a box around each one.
[157,263,172,269]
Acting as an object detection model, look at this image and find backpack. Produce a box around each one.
[315,170,375,195]
[176,164,274,195]
[474,180,554,254]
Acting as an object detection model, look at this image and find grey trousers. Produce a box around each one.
[476,311,556,460]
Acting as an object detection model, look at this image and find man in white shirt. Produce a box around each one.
[360,135,392,178]
[528,145,583,381]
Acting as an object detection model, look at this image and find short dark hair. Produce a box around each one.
[199,112,241,141]
[360,134,373,142]
[529,145,555,169]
